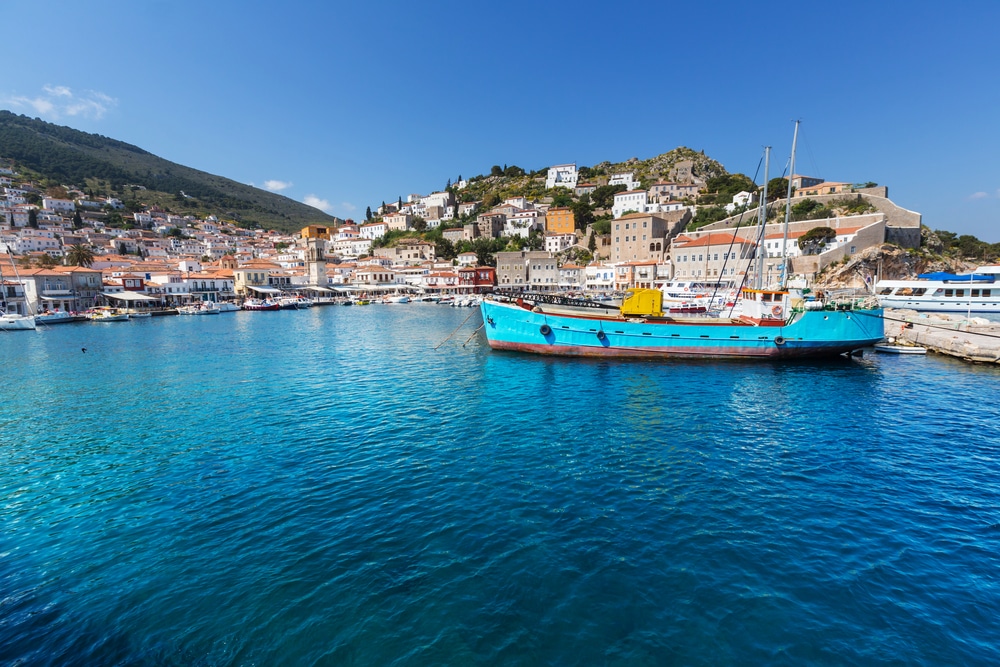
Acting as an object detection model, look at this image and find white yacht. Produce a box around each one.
[1,309,36,331]
[875,266,1000,313]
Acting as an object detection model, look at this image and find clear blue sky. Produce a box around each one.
[4,0,1000,241]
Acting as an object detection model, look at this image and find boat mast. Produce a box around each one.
[754,146,770,290]
[780,120,800,289]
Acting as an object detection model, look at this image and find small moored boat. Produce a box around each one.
[89,307,129,322]
[873,342,927,354]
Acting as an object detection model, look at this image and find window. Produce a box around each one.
[625,223,629,230]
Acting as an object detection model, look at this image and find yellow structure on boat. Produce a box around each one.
[620,288,664,318]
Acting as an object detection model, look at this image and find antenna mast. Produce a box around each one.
[780,120,800,289]
[755,147,770,290]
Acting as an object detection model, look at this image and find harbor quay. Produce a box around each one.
[886,309,1000,364]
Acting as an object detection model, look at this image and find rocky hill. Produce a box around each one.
[586,146,727,186]
[817,241,982,290]
[0,111,340,232]
[451,146,730,208]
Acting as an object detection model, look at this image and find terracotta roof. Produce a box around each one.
[673,233,756,248]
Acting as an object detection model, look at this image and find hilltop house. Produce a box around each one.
[546,164,578,190]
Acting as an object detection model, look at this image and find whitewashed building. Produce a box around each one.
[609,172,640,191]
[545,233,576,254]
[585,264,616,291]
[360,221,388,239]
[42,198,76,213]
[612,190,649,218]
[546,164,578,190]
[504,210,543,238]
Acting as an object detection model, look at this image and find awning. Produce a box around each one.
[41,295,74,300]
[917,272,995,282]
[247,286,285,294]
[101,292,159,302]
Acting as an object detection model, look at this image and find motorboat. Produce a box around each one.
[1,310,36,331]
[875,266,1000,313]
[242,298,280,311]
[89,307,129,322]
[874,343,927,354]
[34,310,85,325]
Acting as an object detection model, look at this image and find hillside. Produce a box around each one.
[0,111,340,232]
[451,147,730,208]
[586,146,727,186]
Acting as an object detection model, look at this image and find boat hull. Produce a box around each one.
[0,315,36,331]
[480,299,884,359]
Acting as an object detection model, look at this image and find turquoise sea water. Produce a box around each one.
[2,305,1000,665]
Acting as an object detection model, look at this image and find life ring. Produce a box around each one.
[596,330,607,341]
[774,336,786,345]
[771,305,783,316]
[539,324,552,336]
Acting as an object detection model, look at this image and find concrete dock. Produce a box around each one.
[886,309,1000,363]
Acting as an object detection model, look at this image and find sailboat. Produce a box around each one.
[479,130,885,359]
[0,250,36,331]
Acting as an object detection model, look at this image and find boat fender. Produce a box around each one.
[774,336,786,345]
[771,305,783,316]
[596,330,606,341]
[539,324,552,336]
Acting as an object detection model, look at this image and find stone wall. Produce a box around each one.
[790,216,886,277]
[699,191,922,248]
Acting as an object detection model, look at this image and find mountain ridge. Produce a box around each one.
[0,110,340,232]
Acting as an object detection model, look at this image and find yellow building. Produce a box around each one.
[301,225,333,240]
[546,207,575,235]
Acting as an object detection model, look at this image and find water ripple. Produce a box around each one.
[2,307,1000,664]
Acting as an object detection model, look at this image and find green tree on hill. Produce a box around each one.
[700,174,757,205]
[798,226,836,255]
[65,243,95,267]
[791,198,834,222]
[570,197,594,230]
[590,184,626,209]
[766,177,790,201]
[551,191,573,208]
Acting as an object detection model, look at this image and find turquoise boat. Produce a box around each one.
[480,289,884,359]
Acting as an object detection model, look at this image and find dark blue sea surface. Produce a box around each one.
[2,305,1000,665]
